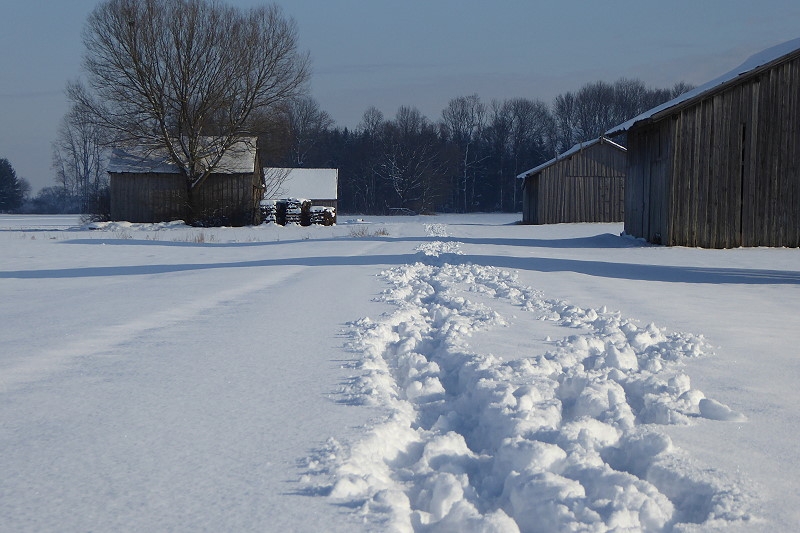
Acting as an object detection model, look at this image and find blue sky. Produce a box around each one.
[2,0,799,193]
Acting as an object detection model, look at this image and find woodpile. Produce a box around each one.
[310,206,336,226]
[260,200,277,224]
[262,198,333,226]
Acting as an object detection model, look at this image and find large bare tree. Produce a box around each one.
[70,0,309,194]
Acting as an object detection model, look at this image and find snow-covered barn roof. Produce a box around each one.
[108,137,258,174]
[516,136,626,179]
[265,168,338,199]
[606,38,800,136]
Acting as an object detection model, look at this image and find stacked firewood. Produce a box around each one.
[263,199,334,226]
[310,206,336,226]
[275,198,311,225]
[260,200,277,224]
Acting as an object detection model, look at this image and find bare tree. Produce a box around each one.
[375,107,444,213]
[70,0,309,218]
[262,167,291,200]
[612,78,650,123]
[359,106,384,137]
[507,98,553,209]
[52,104,108,213]
[441,94,486,211]
[573,81,618,142]
[552,78,696,151]
[282,96,334,166]
[485,100,513,210]
[552,91,577,153]
[349,106,385,213]
[670,81,696,98]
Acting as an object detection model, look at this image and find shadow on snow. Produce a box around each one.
[2,249,798,285]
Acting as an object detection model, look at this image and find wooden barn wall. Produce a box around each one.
[111,172,260,225]
[667,83,752,247]
[626,53,800,247]
[110,173,187,223]
[521,177,535,223]
[532,144,625,224]
[745,55,800,247]
[191,172,259,225]
[624,132,646,239]
[625,122,675,244]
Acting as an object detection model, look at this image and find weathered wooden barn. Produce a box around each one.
[607,38,800,248]
[517,137,626,224]
[108,138,262,226]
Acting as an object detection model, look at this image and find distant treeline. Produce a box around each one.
[259,78,693,214]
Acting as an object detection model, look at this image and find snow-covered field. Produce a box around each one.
[1,213,798,532]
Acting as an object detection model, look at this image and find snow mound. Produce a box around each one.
[302,235,752,531]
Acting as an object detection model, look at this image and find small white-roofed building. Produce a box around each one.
[263,167,338,210]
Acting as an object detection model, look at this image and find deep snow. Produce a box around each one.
[1,213,798,532]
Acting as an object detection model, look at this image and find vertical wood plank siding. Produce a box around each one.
[110,173,188,223]
[522,141,626,224]
[111,171,261,225]
[625,52,800,247]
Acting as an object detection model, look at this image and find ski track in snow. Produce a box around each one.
[302,223,753,532]
[1,270,299,389]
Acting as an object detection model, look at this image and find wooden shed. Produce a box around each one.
[108,138,262,226]
[607,38,800,248]
[516,137,626,224]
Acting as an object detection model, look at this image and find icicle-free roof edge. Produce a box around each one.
[516,137,626,179]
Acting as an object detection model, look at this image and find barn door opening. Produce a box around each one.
[738,121,747,246]
[648,159,666,244]
[529,175,539,224]
[646,130,667,244]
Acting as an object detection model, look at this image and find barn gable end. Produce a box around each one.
[517,137,627,224]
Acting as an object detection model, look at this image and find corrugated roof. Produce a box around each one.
[265,168,338,199]
[516,137,626,179]
[606,38,800,136]
[108,137,257,174]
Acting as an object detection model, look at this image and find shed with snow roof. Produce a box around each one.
[108,138,262,226]
[606,38,800,248]
[516,137,626,225]
[263,167,338,209]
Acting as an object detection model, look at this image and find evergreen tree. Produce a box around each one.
[0,158,25,212]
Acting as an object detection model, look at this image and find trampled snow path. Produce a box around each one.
[303,224,752,532]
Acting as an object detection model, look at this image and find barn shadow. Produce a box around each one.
[2,249,798,285]
[59,230,639,250]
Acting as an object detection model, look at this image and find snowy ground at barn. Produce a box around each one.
[0,213,798,532]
